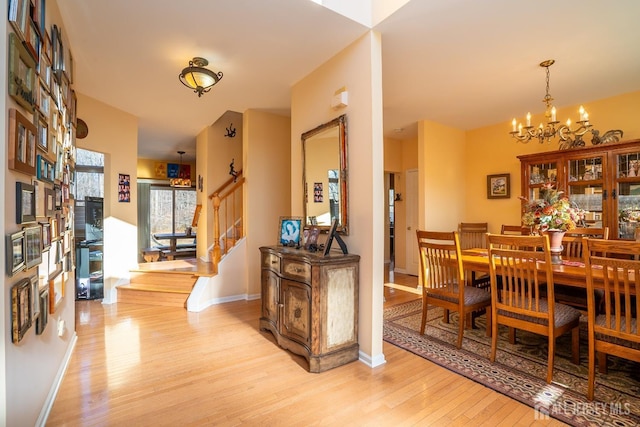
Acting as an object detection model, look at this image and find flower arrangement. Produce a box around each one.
[520,183,584,232]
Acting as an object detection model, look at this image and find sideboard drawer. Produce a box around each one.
[282,259,311,283]
[262,252,281,272]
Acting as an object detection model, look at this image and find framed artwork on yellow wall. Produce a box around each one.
[487,173,510,199]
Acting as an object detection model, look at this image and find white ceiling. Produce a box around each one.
[57,0,640,163]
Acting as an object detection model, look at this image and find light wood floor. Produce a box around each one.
[46,272,567,426]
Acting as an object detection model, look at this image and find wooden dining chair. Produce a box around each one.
[500,224,531,235]
[416,230,492,349]
[583,237,640,400]
[459,222,491,289]
[554,227,609,312]
[486,233,581,384]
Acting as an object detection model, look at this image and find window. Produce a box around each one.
[75,148,104,201]
[149,186,196,244]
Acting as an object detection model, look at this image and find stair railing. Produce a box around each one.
[208,170,245,271]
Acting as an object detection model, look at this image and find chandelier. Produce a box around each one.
[509,59,593,146]
[178,57,223,97]
[170,151,192,188]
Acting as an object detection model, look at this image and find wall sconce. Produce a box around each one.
[179,57,223,97]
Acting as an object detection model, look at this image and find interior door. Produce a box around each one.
[405,169,419,276]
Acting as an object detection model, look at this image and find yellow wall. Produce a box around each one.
[196,111,243,257]
[76,93,139,300]
[292,31,385,364]
[419,120,466,231]
[465,90,640,233]
[244,110,292,296]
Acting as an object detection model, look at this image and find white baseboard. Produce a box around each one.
[36,332,78,427]
[358,350,387,368]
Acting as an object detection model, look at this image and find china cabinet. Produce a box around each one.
[259,246,359,372]
[518,139,640,239]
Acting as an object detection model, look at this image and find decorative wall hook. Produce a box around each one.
[229,158,239,182]
[225,123,236,138]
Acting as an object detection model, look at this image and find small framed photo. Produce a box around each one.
[23,225,43,270]
[11,278,32,343]
[487,173,510,199]
[49,270,64,313]
[304,226,320,250]
[7,230,26,277]
[278,216,302,247]
[16,182,37,224]
[9,108,38,176]
[40,221,51,250]
[44,186,55,216]
[30,273,40,323]
[36,287,49,335]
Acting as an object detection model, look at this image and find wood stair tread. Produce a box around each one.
[119,283,192,294]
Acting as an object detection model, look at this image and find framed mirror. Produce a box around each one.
[302,114,348,234]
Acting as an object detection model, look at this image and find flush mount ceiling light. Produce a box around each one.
[178,57,223,97]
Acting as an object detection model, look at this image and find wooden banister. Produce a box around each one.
[208,169,243,200]
[209,171,245,271]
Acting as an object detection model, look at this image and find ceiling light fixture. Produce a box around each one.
[178,57,223,97]
[170,151,192,188]
[509,59,593,147]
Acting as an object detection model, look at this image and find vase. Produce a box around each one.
[544,230,566,265]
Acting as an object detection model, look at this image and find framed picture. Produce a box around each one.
[49,269,64,313]
[40,222,51,250]
[37,111,49,152]
[8,33,36,112]
[304,226,320,250]
[36,287,49,335]
[278,216,302,246]
[51,24,65,80]
[54,184,62,210]
[25,17,41,62]
[322,218,348,256]
[7,230,26,277]
[8,0,29,41]
[30,273,40,323]
[9,108,38,176]
[44,186,55,216]
[487,173,510,199]
[24,225,43,269]
[16,182,37,224]
[11,278,32,343]
[167,163,179,178]
[43,29,52,61]
[118,173,130,203]
[36,155,55,183]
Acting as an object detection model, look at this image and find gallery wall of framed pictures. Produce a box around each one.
[6,0,78,343]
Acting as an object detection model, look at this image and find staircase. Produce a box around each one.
[123,170,245,309]
[118,270,198,308]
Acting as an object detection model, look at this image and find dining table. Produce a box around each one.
[461,248,636,292]
[153,232,196,252]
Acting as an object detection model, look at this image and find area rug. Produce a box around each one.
[383,300,640,426]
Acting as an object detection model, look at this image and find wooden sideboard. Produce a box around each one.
[259,246,360,373]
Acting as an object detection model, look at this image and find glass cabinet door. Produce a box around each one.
[615,150,640,239]
[566,155,605,228]
[527,161,558,200]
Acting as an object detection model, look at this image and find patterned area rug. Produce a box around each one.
[383,300,640,427]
